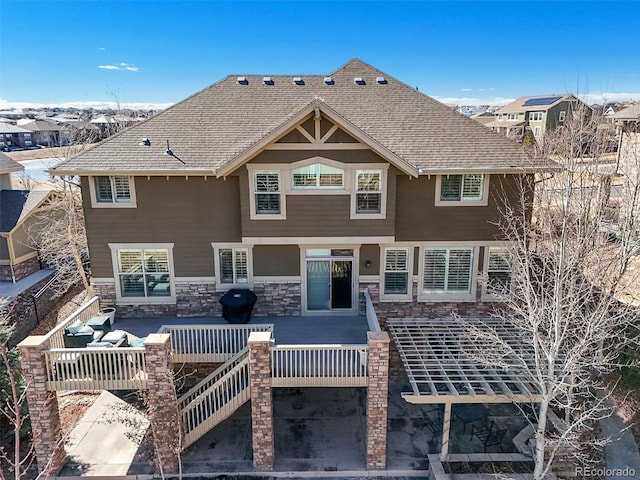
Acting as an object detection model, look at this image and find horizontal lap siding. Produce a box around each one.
[253,245,300,276]
[83,176,241,278]
[395,174,523,242]
[247,149,388,164]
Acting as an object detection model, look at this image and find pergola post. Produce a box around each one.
[440,402,452,461]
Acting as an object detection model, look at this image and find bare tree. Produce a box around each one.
[464,105,640,478]
[27,175,92,299]
[0,300,34,480]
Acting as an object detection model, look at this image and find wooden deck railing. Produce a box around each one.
[363,289,381,332]
[271,344,368,387]
[44,347,147,391]
[159,324,273,363]
[181,353,250,448]
[42,296,101,350]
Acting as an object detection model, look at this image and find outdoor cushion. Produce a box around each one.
[65,319,84,335]
[86,341,115,348]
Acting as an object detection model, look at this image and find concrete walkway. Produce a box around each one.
[601,401,640,479]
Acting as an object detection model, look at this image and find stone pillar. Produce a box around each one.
[248,331,274,471]
[366,331,390,470]
[144,333,181,474]
[18,336,66,475]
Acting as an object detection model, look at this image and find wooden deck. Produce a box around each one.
[114,314,370,346]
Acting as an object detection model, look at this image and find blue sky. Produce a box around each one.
[1,0,639,109]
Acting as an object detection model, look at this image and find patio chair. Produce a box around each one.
[471,420,506,452]
[420,406,444,434]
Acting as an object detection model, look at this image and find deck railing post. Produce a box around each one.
[366,330,390,470]
[18,335,66,475]
[248,331,274,471]
[144,333,181,474]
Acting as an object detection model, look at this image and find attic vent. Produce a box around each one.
[237,76,248,85]
[323,76,334,85]
[263,77,274,85]
[376,76,387,84]
[293,77,305,85]
[354,77,366,85]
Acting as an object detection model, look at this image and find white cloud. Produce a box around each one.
[0,99,173,111]
[98,62,141,72]
[461,88,473,92]
[434,96,516,107]
[99,47,106,51]
[580,92,640,104]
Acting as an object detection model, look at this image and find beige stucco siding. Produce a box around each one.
[82,176,241,278]
[394,175,522,241]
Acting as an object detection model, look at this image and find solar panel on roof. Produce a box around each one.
[522,96,562,107]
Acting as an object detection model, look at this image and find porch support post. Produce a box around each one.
[248,331,274,471]
[144,333,181,474]
[18,336,66,475]
[440,402,452,461]
[366,331,390,470]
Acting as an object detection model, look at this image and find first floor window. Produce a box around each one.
[356,169,382,213]
[384,248,409,295]
[534,126,541,137]
[440,174,484,202]
[254,170,281,214]
[558,110,566,122]
[487,247,512,295]
[117,248,171,297]
[219,248,249,284]
[95,175,132,203]
[423,248,473,294]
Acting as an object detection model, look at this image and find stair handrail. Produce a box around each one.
[177,346,248,408]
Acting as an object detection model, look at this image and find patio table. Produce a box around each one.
[452,404,489,435]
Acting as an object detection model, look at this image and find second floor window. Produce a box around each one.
[292,163,344,189]
[356,169,382,214]
[254,171,281,214]
[529,111,543,122]
[95,176,132,203]
[440,174,484,202]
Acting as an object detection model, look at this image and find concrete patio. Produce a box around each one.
[58,383,531,477]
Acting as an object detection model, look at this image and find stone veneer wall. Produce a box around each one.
[366,331,390,470]
[0,255,40,281]
[248,332,275,471]
[93,281,301,318]
[359,281,501,383]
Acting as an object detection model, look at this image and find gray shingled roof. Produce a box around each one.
[53,59,541,175]
[0,190,53,233]
[0,152,24,174]
[496,94,583,114]
[611,104,640,121]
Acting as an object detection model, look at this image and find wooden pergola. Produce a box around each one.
[387,317,542,460]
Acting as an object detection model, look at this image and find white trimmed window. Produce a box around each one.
[534,126,541,137]
[529,111,543,122]
[421,247,474,299]
[110,244,175,303]
[213,244,253,290]
[382,247,411,299]
[254,170,281,214]
[558,110,566,122]
[292,163,344,189]
[484,247,512,299]
[507,113,519,120]
[355,169,382,214]
[436,174,488,206]
[89,175,136,208]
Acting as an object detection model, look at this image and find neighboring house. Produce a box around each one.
[487,94,590,142]
[0,153,59,281]
[17,119,63,147]
[613,104,640,216]
[52,59,545,319]
[0,122,36,150]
